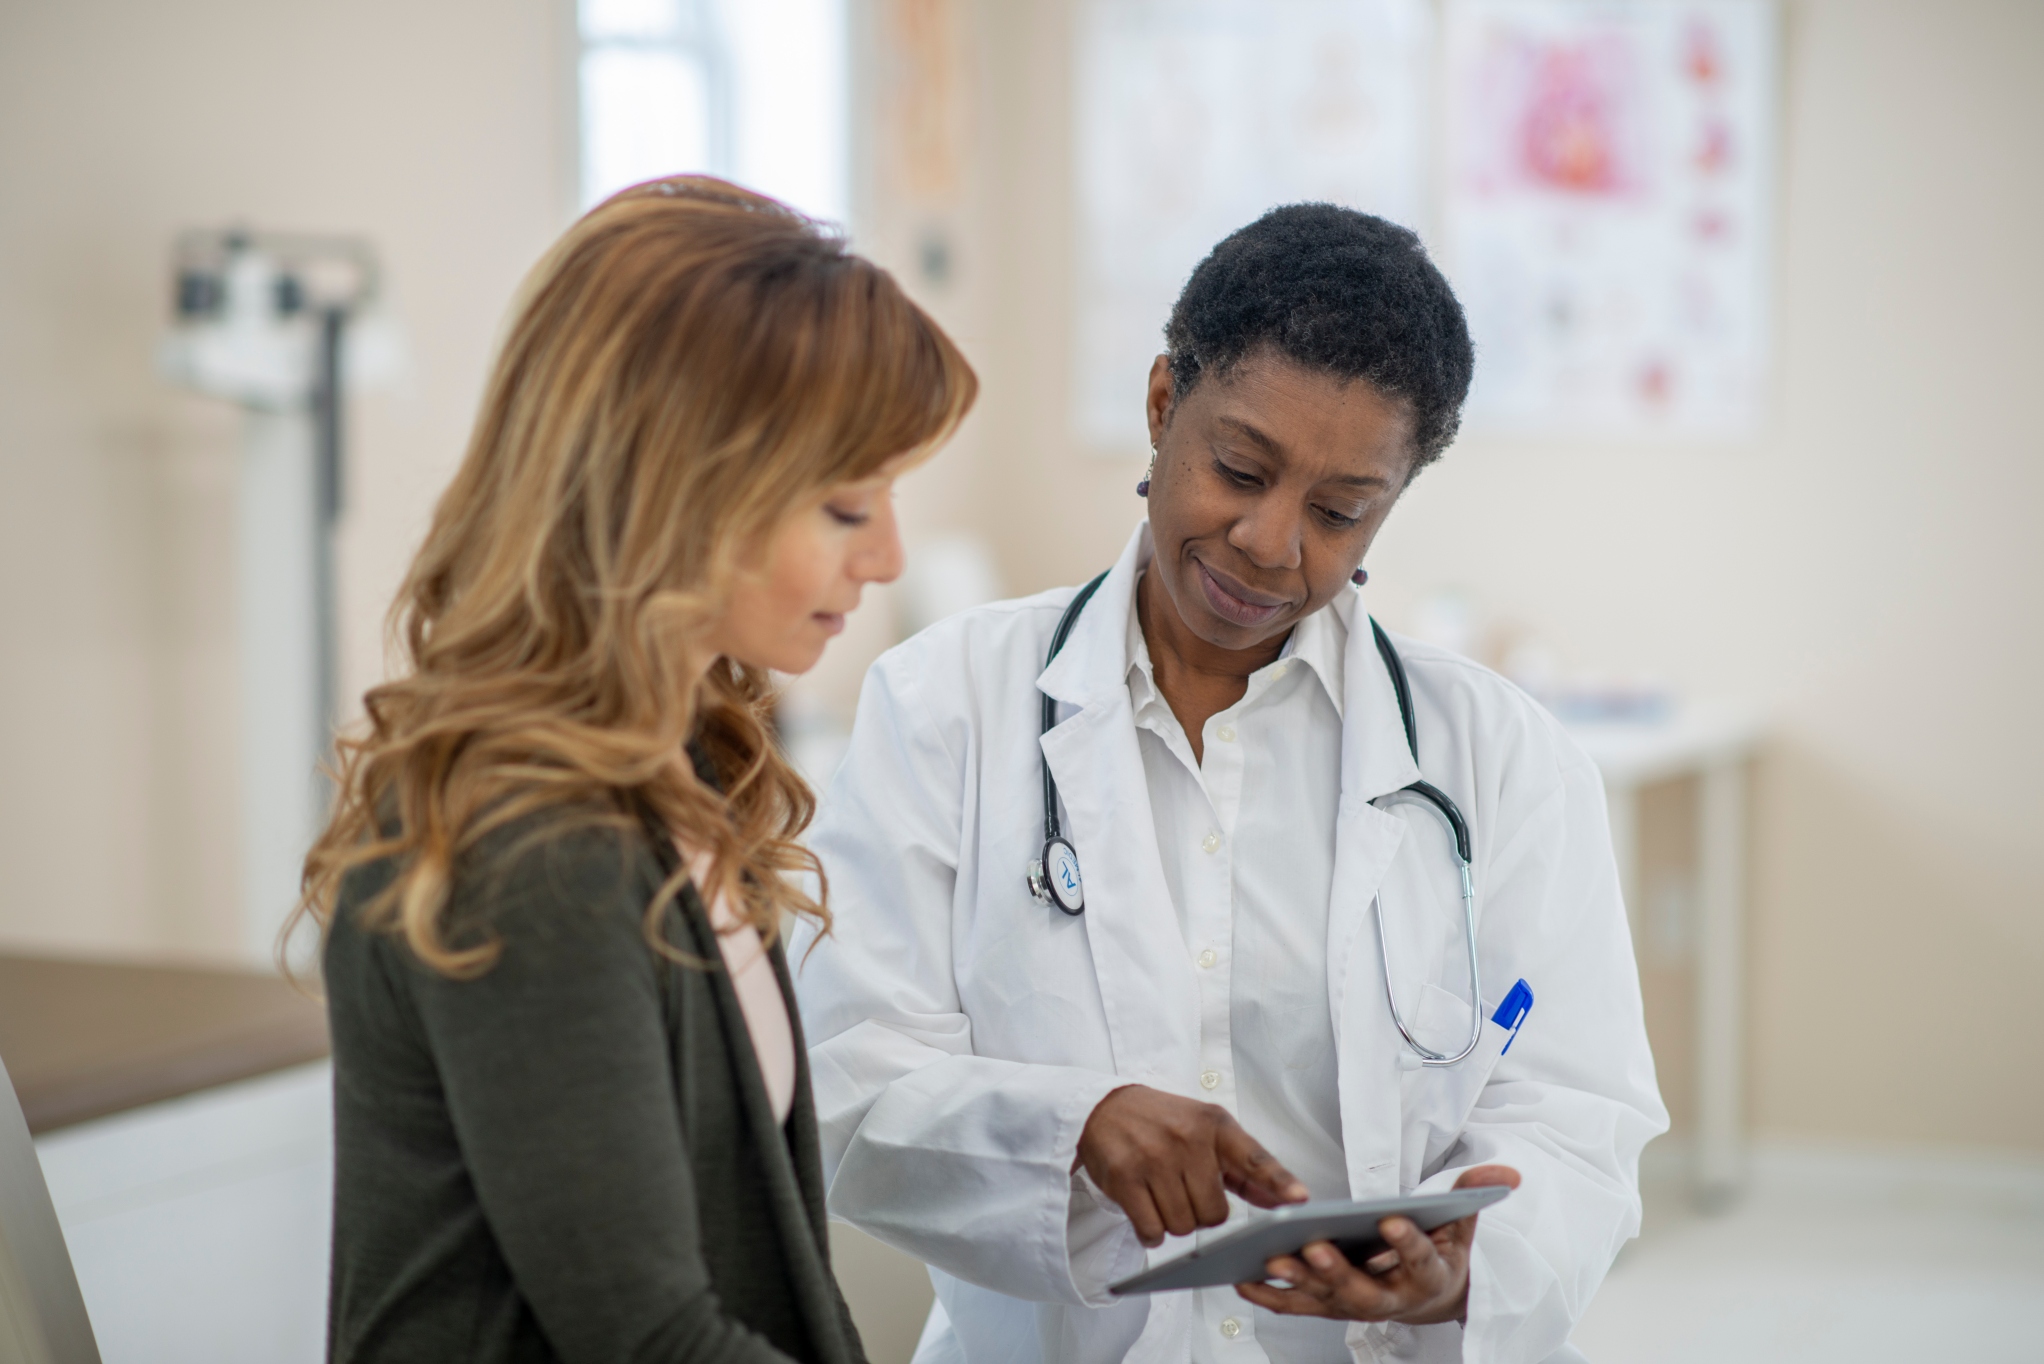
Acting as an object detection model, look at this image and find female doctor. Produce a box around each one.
[791,205,1667,1364]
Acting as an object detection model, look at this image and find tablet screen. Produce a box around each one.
[1108,1186,1510,1296]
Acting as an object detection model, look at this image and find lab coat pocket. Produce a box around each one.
[1397,984,1511,1191]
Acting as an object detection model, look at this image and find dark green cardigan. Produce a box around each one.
[323,808,867,1364]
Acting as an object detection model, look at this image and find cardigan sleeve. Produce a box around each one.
[385,824,812,1364]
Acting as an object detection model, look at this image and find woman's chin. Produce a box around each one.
[722,638,829,677]
[783,633,836,676]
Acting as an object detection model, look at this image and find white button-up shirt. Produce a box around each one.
[1123,575,1351,1364]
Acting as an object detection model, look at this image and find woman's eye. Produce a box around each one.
[1318,505,1363,528]
[1216,461,1262,488]
[825,504,870,527]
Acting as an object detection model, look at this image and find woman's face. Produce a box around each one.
[709,469,906,675]
[1144,347,1415,653]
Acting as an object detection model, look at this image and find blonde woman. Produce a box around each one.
[298,178,975,1364]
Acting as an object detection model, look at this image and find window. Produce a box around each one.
[579,0,850,223]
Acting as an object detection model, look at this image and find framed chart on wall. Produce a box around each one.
[1071,0,1778,448]
[1071,0,1433,452]
[1443,0,1778,438]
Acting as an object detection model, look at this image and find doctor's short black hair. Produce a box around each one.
[1163,203,1474,472]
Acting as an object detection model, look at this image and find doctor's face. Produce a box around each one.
[1143,348,1415,654]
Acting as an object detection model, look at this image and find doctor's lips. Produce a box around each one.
[1194,559,1290,628]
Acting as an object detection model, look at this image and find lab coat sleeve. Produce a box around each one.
[1356,736,1668,1364]
[791,641,1138,1308]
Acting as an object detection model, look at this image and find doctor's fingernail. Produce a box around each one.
[1306,1245,1338,1269]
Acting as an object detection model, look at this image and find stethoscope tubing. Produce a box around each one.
[1030,574,1484,1066]
[1368,620,1484,1067]
[1372,790,1483,1066]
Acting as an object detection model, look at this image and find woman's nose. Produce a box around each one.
[855,501,906,585]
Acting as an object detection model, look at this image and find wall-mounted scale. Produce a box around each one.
[158,230,401,962]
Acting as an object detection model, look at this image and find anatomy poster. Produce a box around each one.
[1444,0,1777,436]
[1073,0,1432,451]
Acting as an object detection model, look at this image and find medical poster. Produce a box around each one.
[1444,0,1777,436]
[1072,0,1433,451]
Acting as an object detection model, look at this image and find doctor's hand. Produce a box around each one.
[1075,1085,1309,1248]
[1235,1164,1522,1327]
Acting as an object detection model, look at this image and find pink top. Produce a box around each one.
[679,846,796,1125]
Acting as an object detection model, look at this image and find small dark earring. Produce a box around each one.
[1352,567,1369,586]
[1136,448,1155,498]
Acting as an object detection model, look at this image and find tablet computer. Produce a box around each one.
[1107,1186,1511,1296]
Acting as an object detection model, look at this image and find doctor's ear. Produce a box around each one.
[1144,354,1176,449]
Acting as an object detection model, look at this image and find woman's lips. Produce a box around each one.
[812,612,847,636]
[1194,560,1288,628]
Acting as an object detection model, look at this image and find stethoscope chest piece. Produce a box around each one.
[1026,571,1110,917]
[1027,836,1086,915]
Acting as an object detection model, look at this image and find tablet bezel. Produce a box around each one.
[1106,1186,1511,1296]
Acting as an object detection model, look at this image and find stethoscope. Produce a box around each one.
[1025,572,1486,1067]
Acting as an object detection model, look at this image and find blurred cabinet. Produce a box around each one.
[34,1065,331,1364]
[829,1223,935,1364]
[1569,706,1762,1209]
[0,954,332,1362]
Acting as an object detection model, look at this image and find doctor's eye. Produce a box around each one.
[1214,459,1265,489]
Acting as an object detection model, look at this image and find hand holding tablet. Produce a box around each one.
[1111,1165,1522,1328]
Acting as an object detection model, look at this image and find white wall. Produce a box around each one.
[0,0,576,961]
[2,0,2035,1157]
[949,0,2044,1153]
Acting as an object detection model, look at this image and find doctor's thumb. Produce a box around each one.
[1451,1164,1521,1191]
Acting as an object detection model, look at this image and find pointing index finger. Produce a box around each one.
[1215,1119,1309,1206]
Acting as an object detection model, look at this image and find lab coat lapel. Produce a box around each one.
[1037,525,1199,1089]
[1323,589,1430,1197]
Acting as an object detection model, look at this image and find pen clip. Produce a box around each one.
[1491,978,1533,1054]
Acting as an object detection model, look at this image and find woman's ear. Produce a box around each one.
[1144,355,1175,450]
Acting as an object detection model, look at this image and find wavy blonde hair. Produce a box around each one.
[294,176,976,976]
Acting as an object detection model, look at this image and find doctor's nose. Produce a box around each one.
[1227,504,1304,572]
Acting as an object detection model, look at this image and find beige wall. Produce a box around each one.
[945,0,2044,1153]
[2,0,2037,1156]
[0,0,576,961]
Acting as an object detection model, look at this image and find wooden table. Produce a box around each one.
[0,954,328,1134]
[1566,704,1763,1209]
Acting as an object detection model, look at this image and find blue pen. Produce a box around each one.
[1492,979,1534,1054]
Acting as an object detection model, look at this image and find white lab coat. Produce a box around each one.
[793,524,1667,1364]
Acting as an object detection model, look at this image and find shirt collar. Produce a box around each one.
[1124,561,1347,721]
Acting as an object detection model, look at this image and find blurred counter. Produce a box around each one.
[0,953,328,1134]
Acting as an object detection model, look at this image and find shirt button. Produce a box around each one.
[1219,1317,1242,1338]
[1201,832,1221,853]
[1197,948,1218,969]
[1215,724,1236,743]
[1200,1069,1222,1090]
